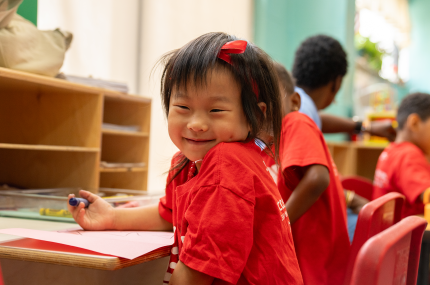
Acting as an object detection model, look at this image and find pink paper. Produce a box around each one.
[0,228,174,260]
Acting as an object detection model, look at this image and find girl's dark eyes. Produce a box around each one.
[176,105,189,110]
[210,109,224,113]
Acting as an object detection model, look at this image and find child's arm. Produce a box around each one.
[284,164,330,224]
[169,261,214,285]
[68,190,173,231]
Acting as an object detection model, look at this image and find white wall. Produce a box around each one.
[37,0,253,193]
[140,0,253,192]
[37,0,140,93]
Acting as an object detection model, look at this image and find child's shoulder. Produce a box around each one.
[199,141,266,195]
[283,111,320,130]
[385,142,424,158]
[205,140,261,165]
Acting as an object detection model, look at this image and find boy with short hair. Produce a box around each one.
[373,92,430,218]
[272,62,351,285]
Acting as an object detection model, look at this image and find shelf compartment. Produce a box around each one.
[0,143,100,152]
[100,172,148,191]
[356,148,383,181]
[0,77,102,147]
[101,135,148,164]
[0,148,99,190]
[103,96,151,134]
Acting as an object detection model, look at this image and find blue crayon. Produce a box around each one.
[69,197,90,208]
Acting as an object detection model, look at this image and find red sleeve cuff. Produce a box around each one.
[158,200,173,224]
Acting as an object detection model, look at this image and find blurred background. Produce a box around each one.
[15,0,428,193]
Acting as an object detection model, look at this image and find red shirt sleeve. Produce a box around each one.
[158,153,183,224]
[180,185,254,284]
[280,115,329,172]
[396,149,430,205]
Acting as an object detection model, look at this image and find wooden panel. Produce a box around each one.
[356,148,384,181]
[103,98,151,133]
[101,135,148,164]
[0,143,99,152]
[0,149,99,191]
[0,85,103,148]
[102,129,149,137]
[100,172,148,191]
[0,256,169,285]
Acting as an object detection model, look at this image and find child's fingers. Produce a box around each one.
[76,207,87,224]
[79,189,99,203]
[67,194,77,213]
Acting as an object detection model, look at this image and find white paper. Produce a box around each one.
[0,228,174,260]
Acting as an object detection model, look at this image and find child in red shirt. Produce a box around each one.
[68,33,303,285]
[271,63,350,285]
[373,93,430,218]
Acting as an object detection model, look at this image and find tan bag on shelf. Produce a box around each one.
[0,0,73,77]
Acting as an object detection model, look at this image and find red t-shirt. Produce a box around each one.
[373,142,430,218]
[159,140,303,285]
[277,112,350,285]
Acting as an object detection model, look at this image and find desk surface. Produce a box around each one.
[0,217,170,270]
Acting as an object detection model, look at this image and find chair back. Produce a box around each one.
[350,216,427,285]
[342,175,374,201]
[343,192,405,285]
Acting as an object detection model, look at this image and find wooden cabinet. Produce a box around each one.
[326,141,386,181]
[0,67,151,192]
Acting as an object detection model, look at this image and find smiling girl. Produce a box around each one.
[68,32,303,285]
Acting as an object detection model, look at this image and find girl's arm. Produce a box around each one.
[169,261,214,285]
[284,164,330,224]
[68,190,172,231]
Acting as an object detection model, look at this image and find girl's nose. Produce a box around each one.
[187,116,208,132]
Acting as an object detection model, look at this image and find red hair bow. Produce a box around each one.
[218,40,248,64]
[217,40,259,99]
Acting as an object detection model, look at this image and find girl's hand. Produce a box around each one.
[67,190,116,230]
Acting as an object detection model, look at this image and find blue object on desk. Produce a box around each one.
[69,197,90,208]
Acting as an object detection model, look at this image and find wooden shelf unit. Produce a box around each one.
[0,67,151,192]
[326,141,386,181]
[100,94,151,191]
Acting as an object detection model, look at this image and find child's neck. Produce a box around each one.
[395,129,424,153]
[195,160,202,173]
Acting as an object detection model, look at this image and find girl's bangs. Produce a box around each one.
[167,34,233,92]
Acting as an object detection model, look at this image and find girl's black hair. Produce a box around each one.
[159,32,282,183]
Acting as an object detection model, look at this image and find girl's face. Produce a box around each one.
[168,67,250,162]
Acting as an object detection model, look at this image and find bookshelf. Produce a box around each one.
[0,67,151,192]
[326,141,385,181]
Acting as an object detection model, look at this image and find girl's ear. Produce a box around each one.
[257,102,267,118]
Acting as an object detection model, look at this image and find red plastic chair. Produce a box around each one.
[343,192,405,285]
[350,216,427,285]
[342,175,374,201]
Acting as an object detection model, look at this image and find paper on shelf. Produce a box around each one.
[0,228,174,260]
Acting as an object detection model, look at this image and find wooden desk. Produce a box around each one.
[0,218,170,285]
[326,141,387,181]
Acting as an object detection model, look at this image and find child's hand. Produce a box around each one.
[349,193,369,214]
[67,190,116,230]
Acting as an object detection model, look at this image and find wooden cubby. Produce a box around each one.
[326,141,386,181]
[0,67,151,192]
[99,92,151,191]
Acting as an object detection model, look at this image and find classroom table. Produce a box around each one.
[417,223,430,285]
[0,217,170,285]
